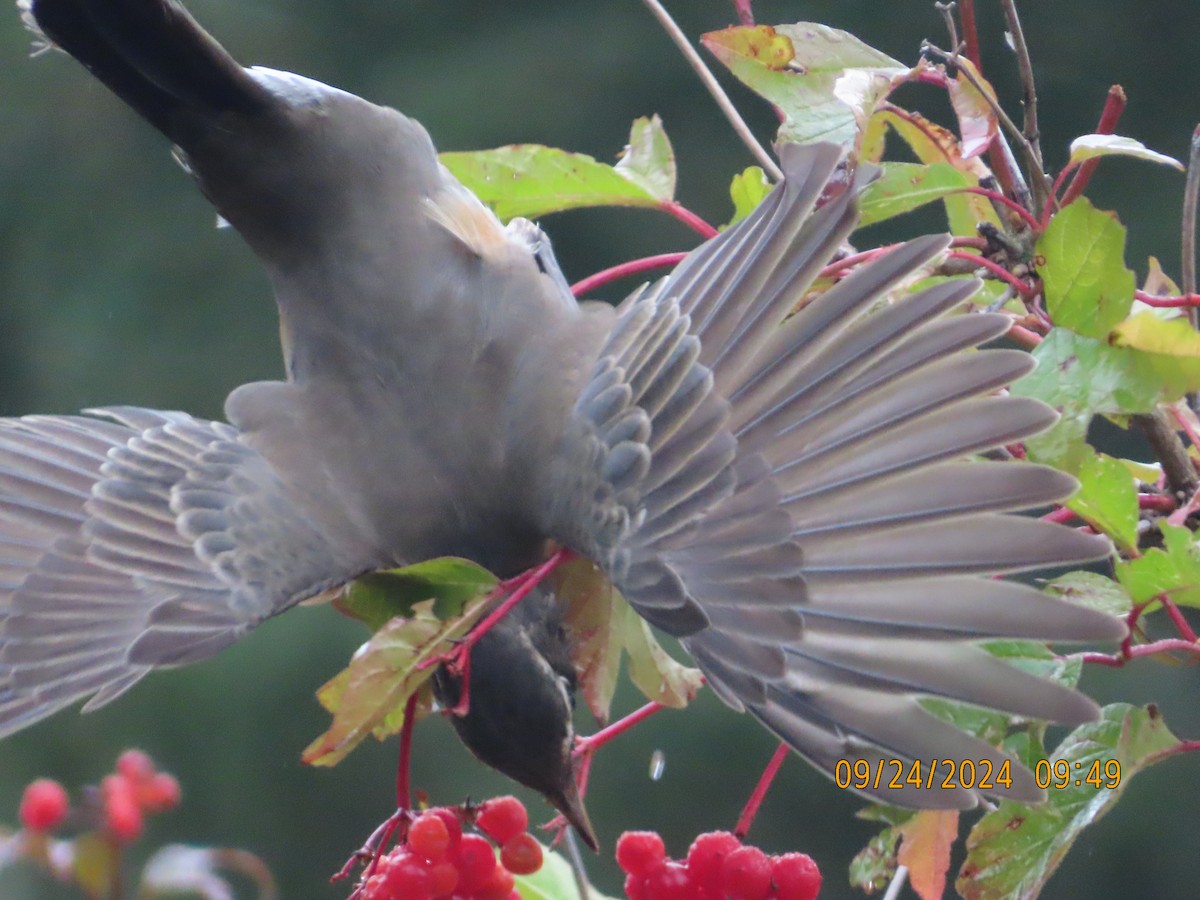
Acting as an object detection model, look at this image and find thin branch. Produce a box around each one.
[639,0,783,180]
[999,0,1043,173]
[934,3,959,52]
[1183,125,1200,324]
[1183,126,1200,414]
[1131,411,1198,499]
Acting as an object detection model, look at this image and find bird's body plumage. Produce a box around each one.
[3,0,1122,825]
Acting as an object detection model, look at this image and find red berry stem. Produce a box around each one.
[396,691,419,810]
[735,741,789,839]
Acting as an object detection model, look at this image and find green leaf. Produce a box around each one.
[613,114,676,202]
[857,162,975,228]
[1116,522,1200,609]
[337,557,497,631]
[701,24,907,146]
[849,818,904,892]
[1068,134,1184,171]
[439,144,661,221]
[727,166,772,226]
[1066,453,1139,551]
[957,704,1178,899]
[1013,328,1200,471]
[515,842,619,899]
[1036,198,1135,338]
[304,593,492,766]
[1044,571,1135,618]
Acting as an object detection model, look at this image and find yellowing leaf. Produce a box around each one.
[869,108,1001,234]
[702,23,908,146]
[945,57,999,159]
[1112,310,1200,357]
[304,595,491,766]
[897,809,959,900]
[560,559,702,719]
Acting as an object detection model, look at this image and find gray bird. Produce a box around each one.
[3,0,1121,844]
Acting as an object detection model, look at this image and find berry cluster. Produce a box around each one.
[358,796,544,900]
[617,830,821,900]
[17,748,180,844]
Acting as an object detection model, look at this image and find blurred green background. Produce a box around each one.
[2,1,1199,897]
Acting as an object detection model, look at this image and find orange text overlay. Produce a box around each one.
[834,757,1122,792]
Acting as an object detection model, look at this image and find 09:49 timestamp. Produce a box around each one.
[1035,758,1121,789]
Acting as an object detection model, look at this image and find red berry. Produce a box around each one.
[685,831,741,886]
[624,873,651,900]
[721,845,772,900]
[645,860,696,900]
[115,749,156,784]
[500,832,543,875]
[454,833,498,892]
[477,863,516,900]
[139,772,181,813]
[408,811,452,861]
[428,860,459,897]
[476,795,528,845]
[373,850,432,899]
[772,852,821,900]
[616,830,667,877]
[427,806,463,851]
[19,779,69,833]
[101,775,143,844]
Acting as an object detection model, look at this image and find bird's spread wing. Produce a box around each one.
[0,408,381,737]
[552,142,1123,807]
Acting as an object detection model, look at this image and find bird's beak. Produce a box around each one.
[549,774,599,852]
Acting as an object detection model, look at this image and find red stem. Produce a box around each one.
[958,0,981,69]
[575,701,667,756]
[1135,290,1200,308]
[396,692,418,809]
[1081,637,1200,667]
[1162,597,1199,643]
[963,186,1042,232]
[734,742,789,838]
[1061,85,1128,207]
[1139,493,1177,513]
[947,250,1035,297]
[571,252,688,297]
[660,200,719,238]
[1041,507,1076,524]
